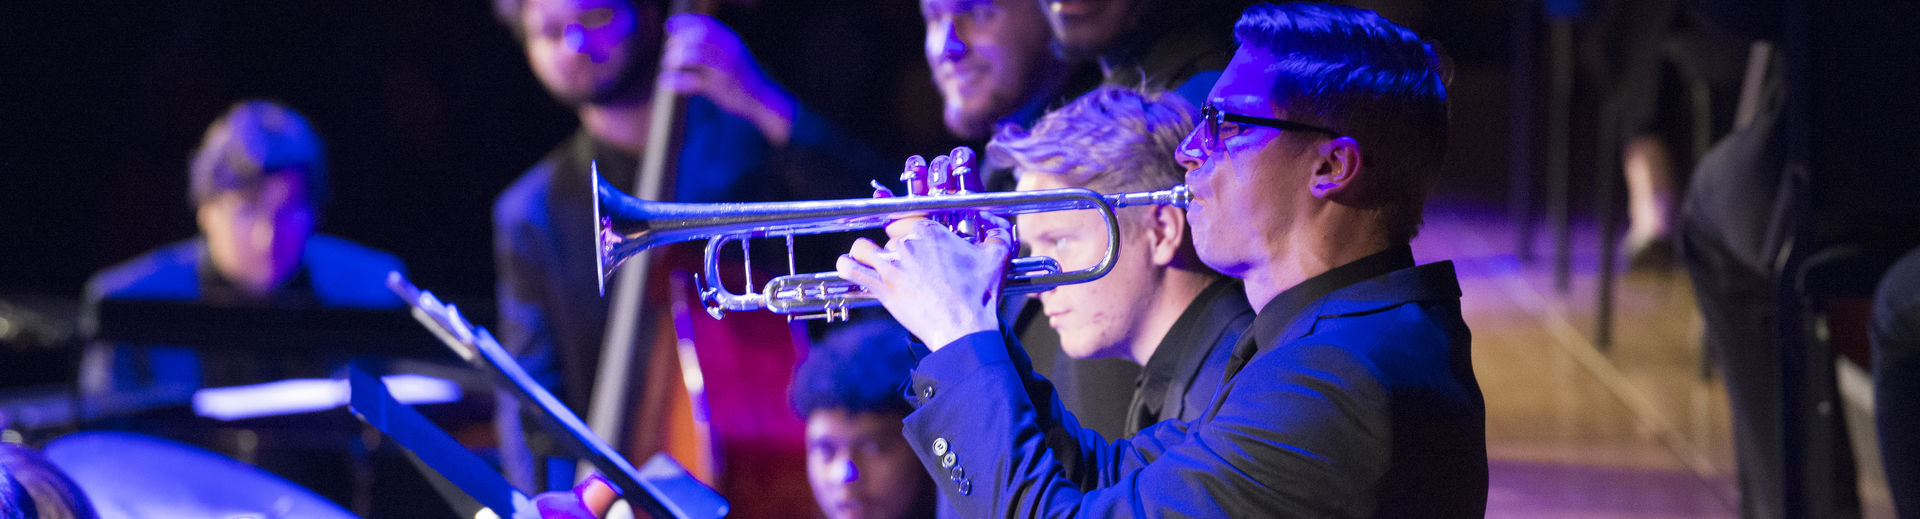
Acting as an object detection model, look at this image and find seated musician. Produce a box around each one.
[790,321,942,519]
[834,3,1487,516]
[990,85,1251,437]
[81,99,404,395]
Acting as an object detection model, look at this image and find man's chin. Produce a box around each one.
[1057,335,1113,360]
[541,83,597,108]
[1050,35,1107,62]
[546,74,650,108]
[943,109,995,140]
[827,502,869,519]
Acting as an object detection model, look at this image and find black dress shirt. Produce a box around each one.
[1123,277,1252,436]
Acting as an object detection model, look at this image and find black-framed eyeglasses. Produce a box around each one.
[1188,104,1343,152]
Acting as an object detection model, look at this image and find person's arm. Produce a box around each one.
[833,150,1397,515]
[897,329,1393,517]
[659,13,795,147]
[493,172,563,493]
[659,13,889,202]
[899,326,1120,493]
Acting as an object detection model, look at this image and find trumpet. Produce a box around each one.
[595,167,1191,321]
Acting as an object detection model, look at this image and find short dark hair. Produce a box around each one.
[1233,2,1449,244]
[187,100,328,214]
[789,319,916,418]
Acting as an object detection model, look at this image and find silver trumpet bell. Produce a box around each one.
[594,167,1191,321]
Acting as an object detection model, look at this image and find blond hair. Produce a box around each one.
[988,85,1197,195]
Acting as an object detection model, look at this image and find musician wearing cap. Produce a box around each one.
[990,84,1251,437]
[834,3,1487,516]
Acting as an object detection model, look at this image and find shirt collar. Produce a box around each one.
[1248,244,1415,351]
[1140,277,1246,379]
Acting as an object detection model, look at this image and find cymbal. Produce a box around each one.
[42,431,358,519]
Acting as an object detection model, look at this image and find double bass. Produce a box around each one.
[588,1,812,517]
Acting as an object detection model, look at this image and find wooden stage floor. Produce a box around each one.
[1413,198,1895,518]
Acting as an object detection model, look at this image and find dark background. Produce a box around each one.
[0,0,1516,349]
[0,0,1514,514]
[0,0,941,310]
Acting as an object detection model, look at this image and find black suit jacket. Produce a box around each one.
[899,253,1486,517]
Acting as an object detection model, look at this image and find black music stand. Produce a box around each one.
[348,363,526,517]
[90,299,456,361]
[386,273,728,519]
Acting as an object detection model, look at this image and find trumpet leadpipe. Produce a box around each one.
[594,165,1195,320]
[1106,185,1191,209]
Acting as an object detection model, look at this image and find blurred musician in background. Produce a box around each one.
[1038,0,1256,107]
[987,0,1255,440]
[492,0,888,491]
[919,0,1085,147]
[80,99,404,397]
[990,85,1250,437]
[919,0,1143,440]
[789,321,942,519]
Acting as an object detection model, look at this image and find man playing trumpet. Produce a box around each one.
[835,3,1486,516]
[539,4,1484,517]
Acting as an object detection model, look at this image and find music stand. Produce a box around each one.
[90,299,455,361]
[384,273,728,519]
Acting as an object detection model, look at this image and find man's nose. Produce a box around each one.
[830,455,860,483]
[1176,132,1207,173]
[935,19,967,61]
[248,218,277,254]
[564,23,588,53]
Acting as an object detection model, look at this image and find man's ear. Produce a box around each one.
[1309,136,1363,200]
[1146,205,1189,267]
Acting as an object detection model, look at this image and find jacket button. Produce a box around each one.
[957,478,972,495]
[932,438,949,456]
[941,452,957,469]
[921,385,936,399]
[949,466,964,481]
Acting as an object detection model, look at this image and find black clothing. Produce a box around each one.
[1012,301,1140,440]
[1004,0,1252,440]
[898,245,1486,517]
[1223,245,1418,380]
[81,235,405,392]
[1873,247,1920,518]
[1682,4,1920,516]
[1122,277,1251,436]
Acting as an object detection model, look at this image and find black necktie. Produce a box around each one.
[1220,335,1260,383]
